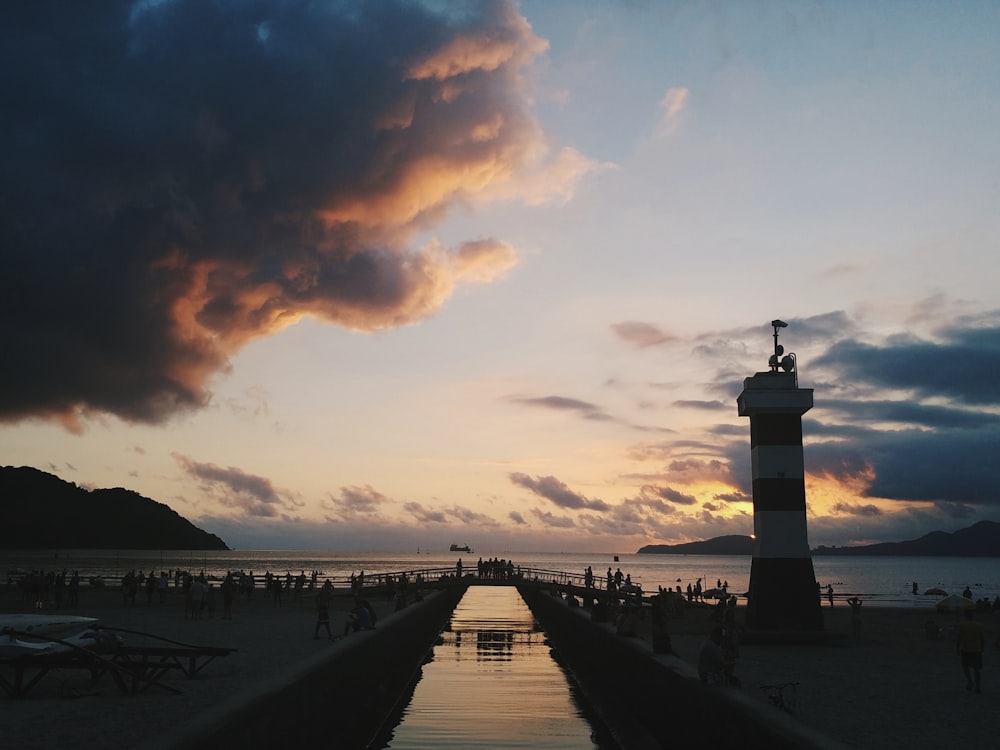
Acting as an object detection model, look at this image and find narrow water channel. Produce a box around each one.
[381,586,604,749]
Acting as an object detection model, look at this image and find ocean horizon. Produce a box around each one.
[4,548,1000,608]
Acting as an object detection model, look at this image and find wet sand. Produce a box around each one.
[2,585,997,749]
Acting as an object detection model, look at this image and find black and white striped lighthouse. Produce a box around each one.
[737,320,822,631]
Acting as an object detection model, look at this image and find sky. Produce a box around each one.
[3,0,1000,553]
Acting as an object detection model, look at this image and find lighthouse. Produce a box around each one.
[737,320,823,631]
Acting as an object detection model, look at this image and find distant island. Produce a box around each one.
[638,520,1000,557]
[0,466,229,550]
[637,535,754,556]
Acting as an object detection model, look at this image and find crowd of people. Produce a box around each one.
[476,557,518,579]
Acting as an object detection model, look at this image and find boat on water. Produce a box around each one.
[450,544,472,553]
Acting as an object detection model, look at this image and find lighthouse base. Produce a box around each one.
[746,557,824,631]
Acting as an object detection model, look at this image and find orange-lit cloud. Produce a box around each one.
[0,0,594,428]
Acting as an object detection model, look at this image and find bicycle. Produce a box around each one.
[760,681,800,716]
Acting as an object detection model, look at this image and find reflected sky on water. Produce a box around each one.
[383,586,601,749]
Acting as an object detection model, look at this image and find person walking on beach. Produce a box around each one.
[826,584,834,607]
[957,608,984,693]
[847,597,863,638]
[314,580,333,640]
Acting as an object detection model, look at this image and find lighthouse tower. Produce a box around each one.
[737,320,822,631]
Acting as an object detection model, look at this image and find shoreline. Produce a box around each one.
[2,585,998,749]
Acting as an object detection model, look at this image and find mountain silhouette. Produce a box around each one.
[638,521,1000,557]
[0,466,229,550]
[637,535,753,555]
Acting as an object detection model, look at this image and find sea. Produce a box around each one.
[6,548,998,748]
[4,548,1000,607]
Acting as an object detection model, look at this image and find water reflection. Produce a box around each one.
[383,586,601,749]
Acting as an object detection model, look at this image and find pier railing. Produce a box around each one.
[5,565,623,600]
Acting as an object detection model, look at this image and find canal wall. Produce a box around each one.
[140,584,467,750]
[520,586,846,750]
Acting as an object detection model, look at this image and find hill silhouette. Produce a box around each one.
[638,520,1000,557]
[637,535,753,555]
[810,520,1000,557]
[0,466,229,550]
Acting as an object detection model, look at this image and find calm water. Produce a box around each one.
[382,586,601,749]
[4,549,1000,606]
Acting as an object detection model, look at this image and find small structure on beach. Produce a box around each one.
[737,320,823,631]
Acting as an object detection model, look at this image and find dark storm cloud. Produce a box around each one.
[813,324,1000,405]
[798,315,1000,508]
[1,0,556,428]
[819,399,1000,430]
[683,310,1000,517]
[509,472,610,511]
[805,420,1000,508]
[856,427,1000,505]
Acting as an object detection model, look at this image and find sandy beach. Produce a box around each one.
[1,584,997,749]
[0,582,401,750]
[649,601,998,749]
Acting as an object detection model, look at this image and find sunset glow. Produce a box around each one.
[2,1,999,551]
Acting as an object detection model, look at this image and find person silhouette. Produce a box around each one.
[957,609,984,693]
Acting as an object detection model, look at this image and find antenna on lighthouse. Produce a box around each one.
[769,319,788,372]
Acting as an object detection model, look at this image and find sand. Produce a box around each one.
[0,583,398,750]
[1,584,997,749]
[648,602,998,749]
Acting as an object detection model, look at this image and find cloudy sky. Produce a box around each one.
[3,0,1000,552]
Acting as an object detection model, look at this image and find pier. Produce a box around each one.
[119,566,843,750]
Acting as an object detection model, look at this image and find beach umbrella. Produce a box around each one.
[935,594,975,612]
[923,588,947,596]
